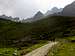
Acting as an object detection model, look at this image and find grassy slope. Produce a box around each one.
[0,48,18,56]
[0,40,48,56]
[47,36,75,56]
[0,18,31,40]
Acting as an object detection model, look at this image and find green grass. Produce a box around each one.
[0,40,48,56]
[19,40,48,56]
[47,37,75,56]
[0,48,19,56]
[66,36,75,40]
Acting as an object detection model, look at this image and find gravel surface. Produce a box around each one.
[23,42,58,56]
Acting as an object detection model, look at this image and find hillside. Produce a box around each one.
[0,18,32,47]
[47,36,75,56]
[0,16,74,48]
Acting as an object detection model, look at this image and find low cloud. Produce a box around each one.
[0,0,74,19]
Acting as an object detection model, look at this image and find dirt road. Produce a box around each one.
[23,42,58,56]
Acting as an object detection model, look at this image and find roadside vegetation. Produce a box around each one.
[0,48,18,56]
[47,36,75,56]
[19,40,48,56]
[0,40,48,56]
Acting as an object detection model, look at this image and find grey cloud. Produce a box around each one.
[0,0,74,19]
[0,0,39,19]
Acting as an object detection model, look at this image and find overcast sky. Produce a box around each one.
[0,0,75,19]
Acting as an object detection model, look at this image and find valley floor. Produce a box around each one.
[23,42,58,56]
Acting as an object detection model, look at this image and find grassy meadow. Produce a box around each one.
[47,36,75,56]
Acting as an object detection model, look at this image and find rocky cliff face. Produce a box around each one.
[62,1,75,16]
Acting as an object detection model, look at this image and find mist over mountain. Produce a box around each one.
[1,1,75,23]
[21,7,63,22]
[33,11,44,19]
[45,7,63,16]
[52,7,63,13]
[22,11,44,22]
[0,15,20,22]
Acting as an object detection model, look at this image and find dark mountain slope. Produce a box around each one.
[0,16,74,47]
[62,1,75,16]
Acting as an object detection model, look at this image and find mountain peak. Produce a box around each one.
[33,11,44,19]
[35,11,43,16]
[72,1,75,5]
[24,11,44,22]
[51,7,59,11]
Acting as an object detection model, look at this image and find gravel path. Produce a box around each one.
[23,42,58,56]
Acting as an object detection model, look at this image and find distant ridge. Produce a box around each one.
[45,7,63,16]
[22,11,44,22]
[0,15,19,22]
